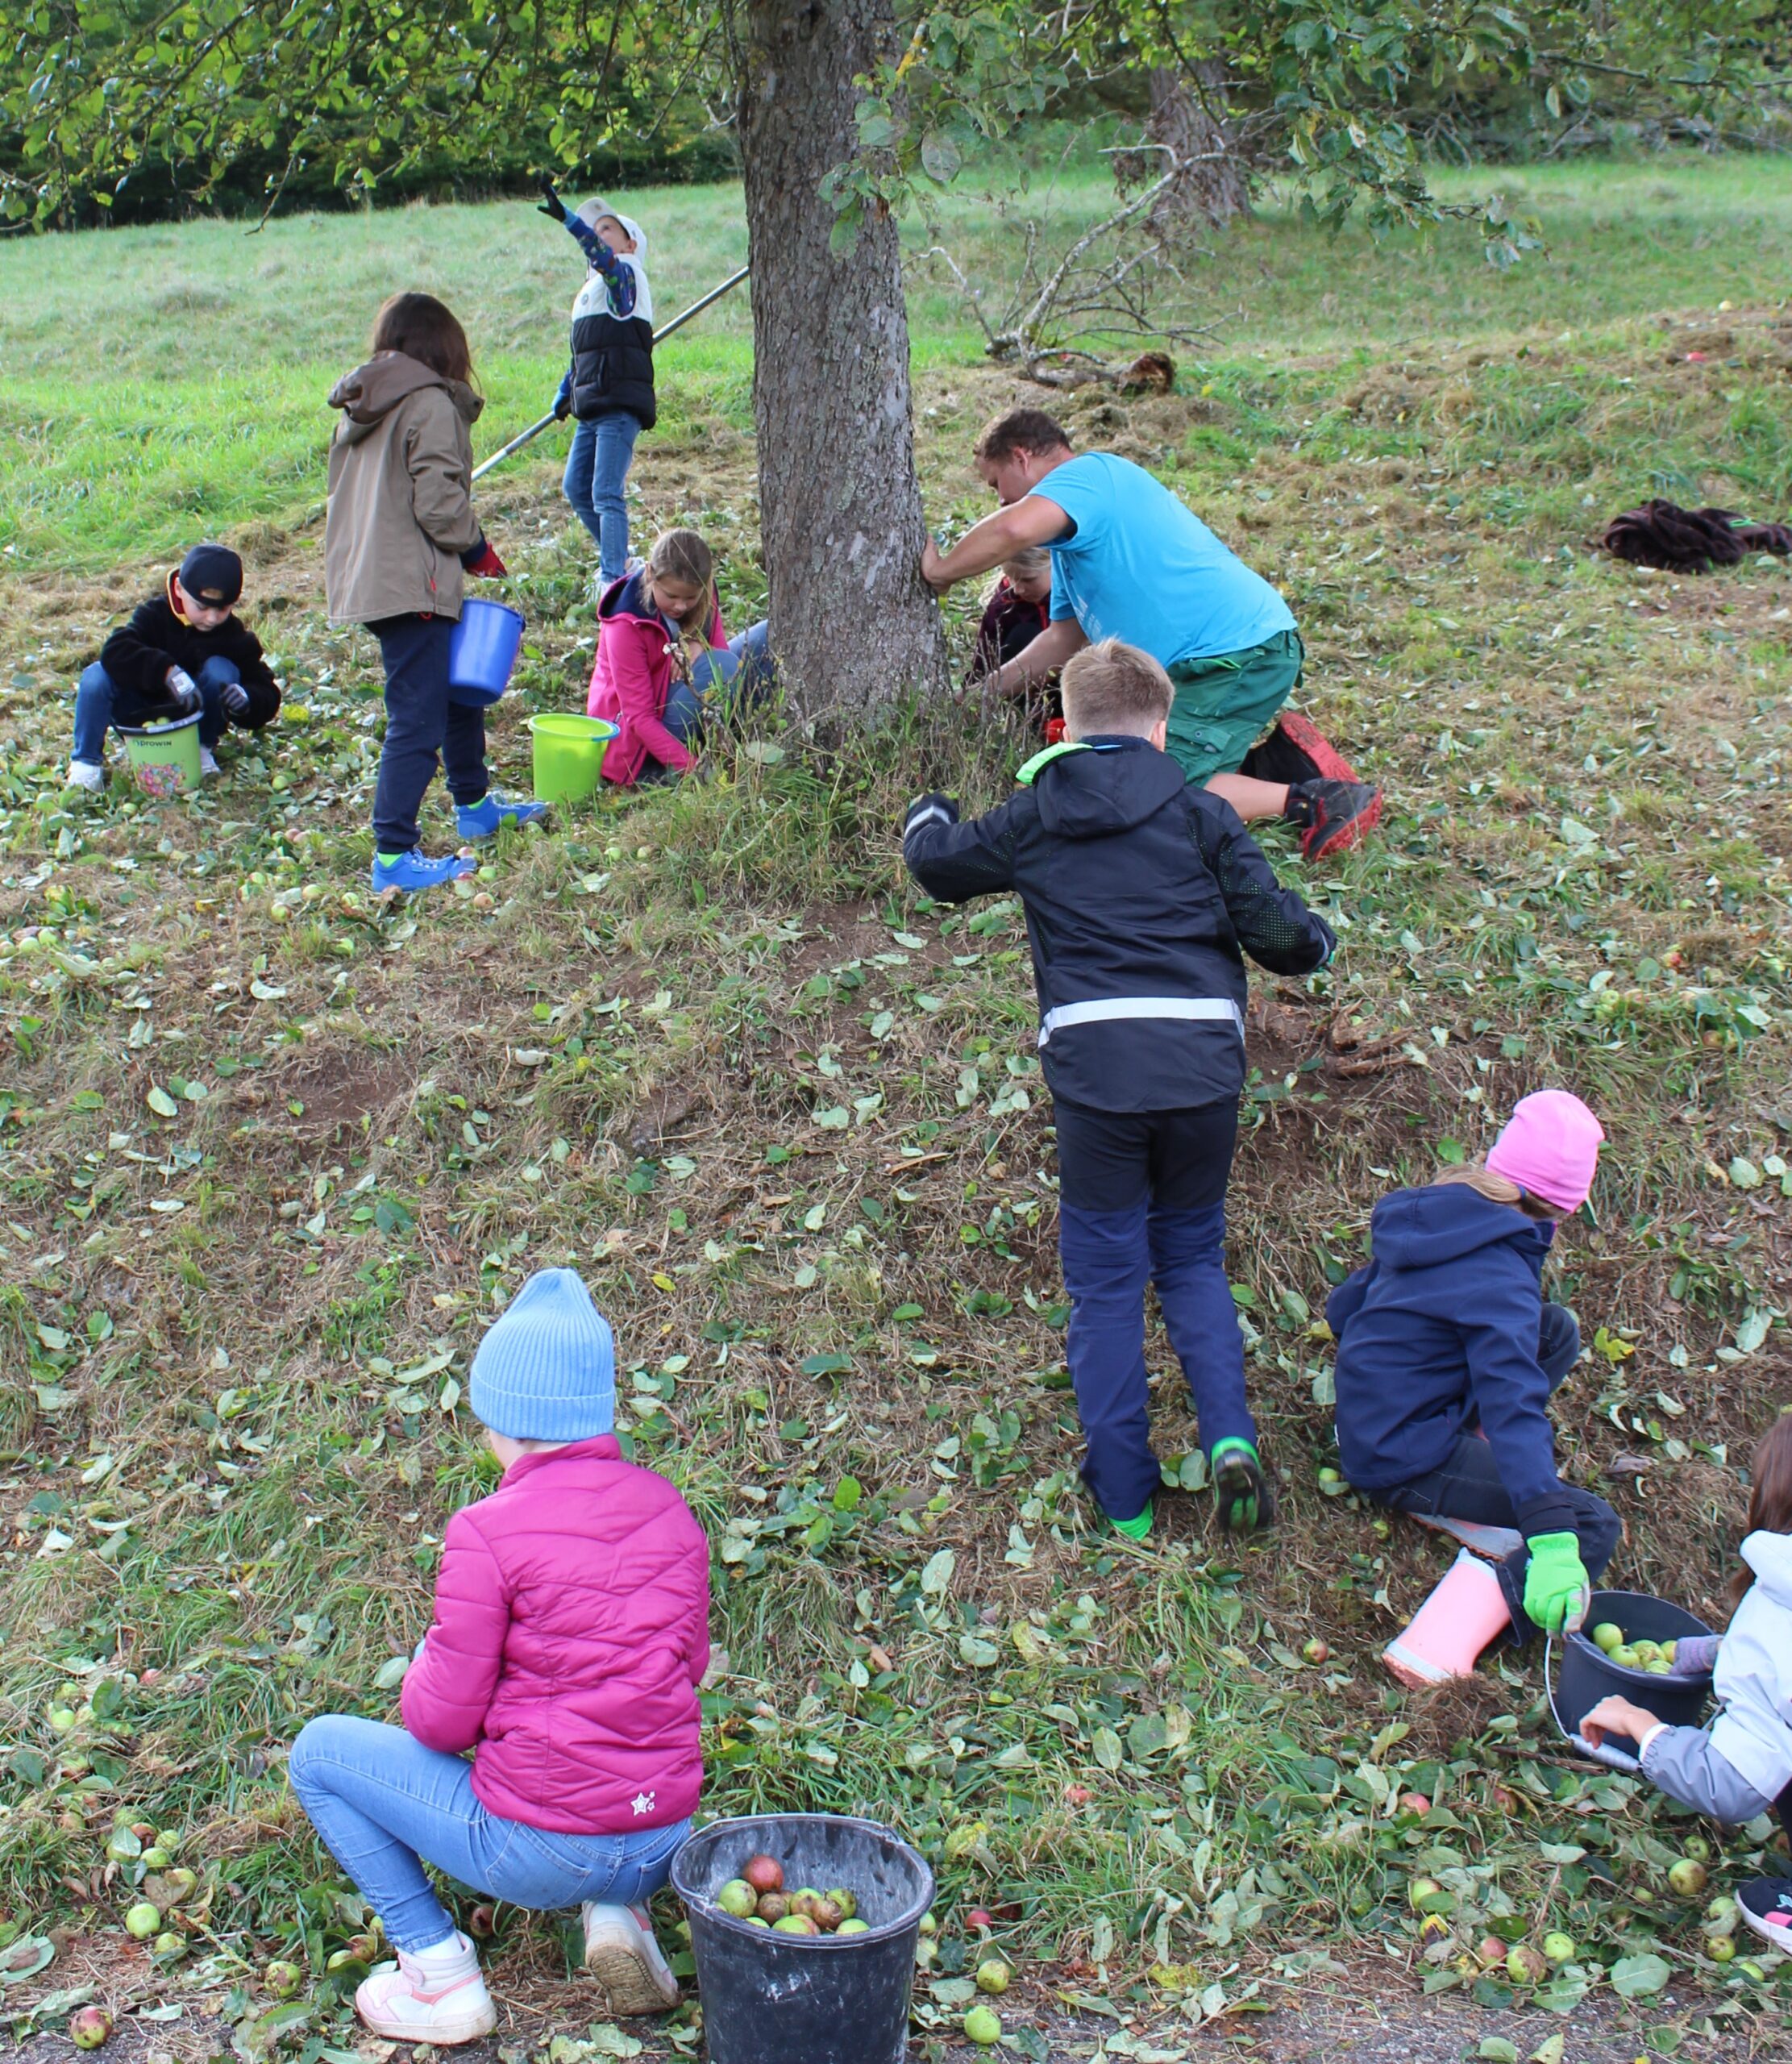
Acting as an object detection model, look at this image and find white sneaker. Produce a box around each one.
[198,746,222,776]
[354,1932,496,2046]
[66,759,105,792]
[581,1901,680,2015]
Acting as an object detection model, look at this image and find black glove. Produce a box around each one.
[904,793,958,840]
[221,679,251,718]
[553,390,573,422]
[537,177,564,222]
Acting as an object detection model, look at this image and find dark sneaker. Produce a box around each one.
[1289,777,1382,861]
[1212,1444,1275,1534]
[1738,1877,1792,1948]
[1271,710,1362,784]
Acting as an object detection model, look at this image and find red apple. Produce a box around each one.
[743,1854,784,1895]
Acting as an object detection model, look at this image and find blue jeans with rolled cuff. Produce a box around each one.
[368,614,489,854]
[563,410,642,583]
[73,655,236,764]
[286,1715,691,1954]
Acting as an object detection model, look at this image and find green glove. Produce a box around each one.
[1523,1531,1590,1633]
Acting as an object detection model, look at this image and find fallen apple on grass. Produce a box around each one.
[1301,1637,1330,1666]
[123,1903,160,1941]
[264,1960,303,1999]
[1669,1858,1708,1898]
[69,2007,114,2050]
[963,2004,1002,2045]
[975,1958,1011,1994]
[1542,1931,1576,1964]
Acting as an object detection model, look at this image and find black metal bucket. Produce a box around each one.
[1549,1588,1715,1768]
[671,1812,933,2064]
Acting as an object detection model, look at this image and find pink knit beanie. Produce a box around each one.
[1486,1090,1605,1211]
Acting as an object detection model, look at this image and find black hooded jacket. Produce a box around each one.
[98,574,281,730]
[903,737,1335,1112]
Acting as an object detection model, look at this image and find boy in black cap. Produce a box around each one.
[69,543,282,790]
[903,638,1335,1542]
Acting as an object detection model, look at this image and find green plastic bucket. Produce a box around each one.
[118,712,203,799]
[529,714,617,804]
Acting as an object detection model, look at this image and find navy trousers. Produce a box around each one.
[369,614,489,854]
[1055,1098,1251,1522]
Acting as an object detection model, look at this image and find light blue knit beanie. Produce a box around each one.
[468,1268,616,1442]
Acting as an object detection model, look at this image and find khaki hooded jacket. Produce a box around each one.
[324,352,485,626]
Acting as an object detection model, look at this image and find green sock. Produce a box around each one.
[1112,1509,1153,1541]
[1210,1438,1259,1469]
[376,851,405,867]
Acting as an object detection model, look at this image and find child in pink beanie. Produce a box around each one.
[1327,1090,1619,1686]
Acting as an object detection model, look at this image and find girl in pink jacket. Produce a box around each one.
[287,1271,710,2045]
[586,526,771,785]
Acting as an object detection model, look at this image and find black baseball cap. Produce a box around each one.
[177,543,243,609]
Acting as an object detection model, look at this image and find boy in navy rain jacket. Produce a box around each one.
[1329,1090,1619,1644]
[904,638,1335,1538]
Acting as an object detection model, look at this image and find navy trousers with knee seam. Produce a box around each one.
[1055,1097,1252,1521]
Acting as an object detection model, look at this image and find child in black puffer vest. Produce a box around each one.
[540,180,655,586]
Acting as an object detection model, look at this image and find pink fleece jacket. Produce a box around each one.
[401,1435,709,1833]
[586,568,726,785]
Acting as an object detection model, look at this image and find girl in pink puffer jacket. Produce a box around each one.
[287,1270,709,2046]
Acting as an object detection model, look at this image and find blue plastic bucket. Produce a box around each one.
[447,600,525,707]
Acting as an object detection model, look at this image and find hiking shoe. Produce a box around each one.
[455,791,550,839]
[1212,1442,1274,1534]
[1273,710,1361,783]
[65,759,105,793]
[581,1901,680,2015]
[1288,777,1382,861]
[370,847,477,894]
[355,1933,496,2046]
[199,746,222,777]
[1738,1877,1792,1948]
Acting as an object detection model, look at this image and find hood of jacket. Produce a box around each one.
[1741,1529,1792,1608]
[598,567,672,633]
[327,352,483,445]
[1366,1183,1554,1273]
[1022,737,1187,841]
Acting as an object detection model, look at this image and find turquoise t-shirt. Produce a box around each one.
[1033,452,1295,667]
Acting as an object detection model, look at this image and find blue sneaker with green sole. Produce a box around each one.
[371,847,477,894]
[456,792,549,840]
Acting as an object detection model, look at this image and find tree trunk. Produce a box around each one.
[1147,64,1249,235]
[738,0,949,725]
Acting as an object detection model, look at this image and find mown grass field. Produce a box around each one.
[2,151,1792,2062]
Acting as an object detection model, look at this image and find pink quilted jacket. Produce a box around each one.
[401,1436,709,1833]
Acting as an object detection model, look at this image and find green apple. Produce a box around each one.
[123,1902,161,1940]
[1590,1622,1623,1654]
[717,1879,757,1919]
[69,2007,114,2050]
[1542,1931,1576,1964]
[975,1958,1011,1994]
[835,1918,869,1935]
[1506,1943,1548,1985]
[264,1961,303,1999]
[772,1914,819,1935]
[1669,1858,1708,1897]
[152,1932,185,1959]
[1707,1935,1736,1962]
[963,2004,1002,2045]
[1611,1646,1640,1670]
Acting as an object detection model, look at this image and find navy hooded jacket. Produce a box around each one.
[1328,1184,1578,1535]
[902,736,1334,1113]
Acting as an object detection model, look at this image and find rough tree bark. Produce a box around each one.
[738,0,950,724]
[1147,63,1250,235]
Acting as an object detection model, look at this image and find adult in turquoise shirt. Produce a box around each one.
[922,406,1379,858]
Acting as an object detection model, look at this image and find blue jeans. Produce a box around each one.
[286,1716,692,1954]
[563,412,642,582]
[1054,1099,1250,1521]
[369,614,489,853]
[73,656,235,764]
[663,622,776,747]
[1375,1304,1620,1640]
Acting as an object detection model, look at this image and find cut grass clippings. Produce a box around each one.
[2,150,1791,2057]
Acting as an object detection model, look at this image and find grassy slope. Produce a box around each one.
[2,153,1792,2052]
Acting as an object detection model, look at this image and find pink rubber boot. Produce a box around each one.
[1383,1549,1512,1689]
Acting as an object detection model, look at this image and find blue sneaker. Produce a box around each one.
[456,792,549,840]
[371,847,477,893]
